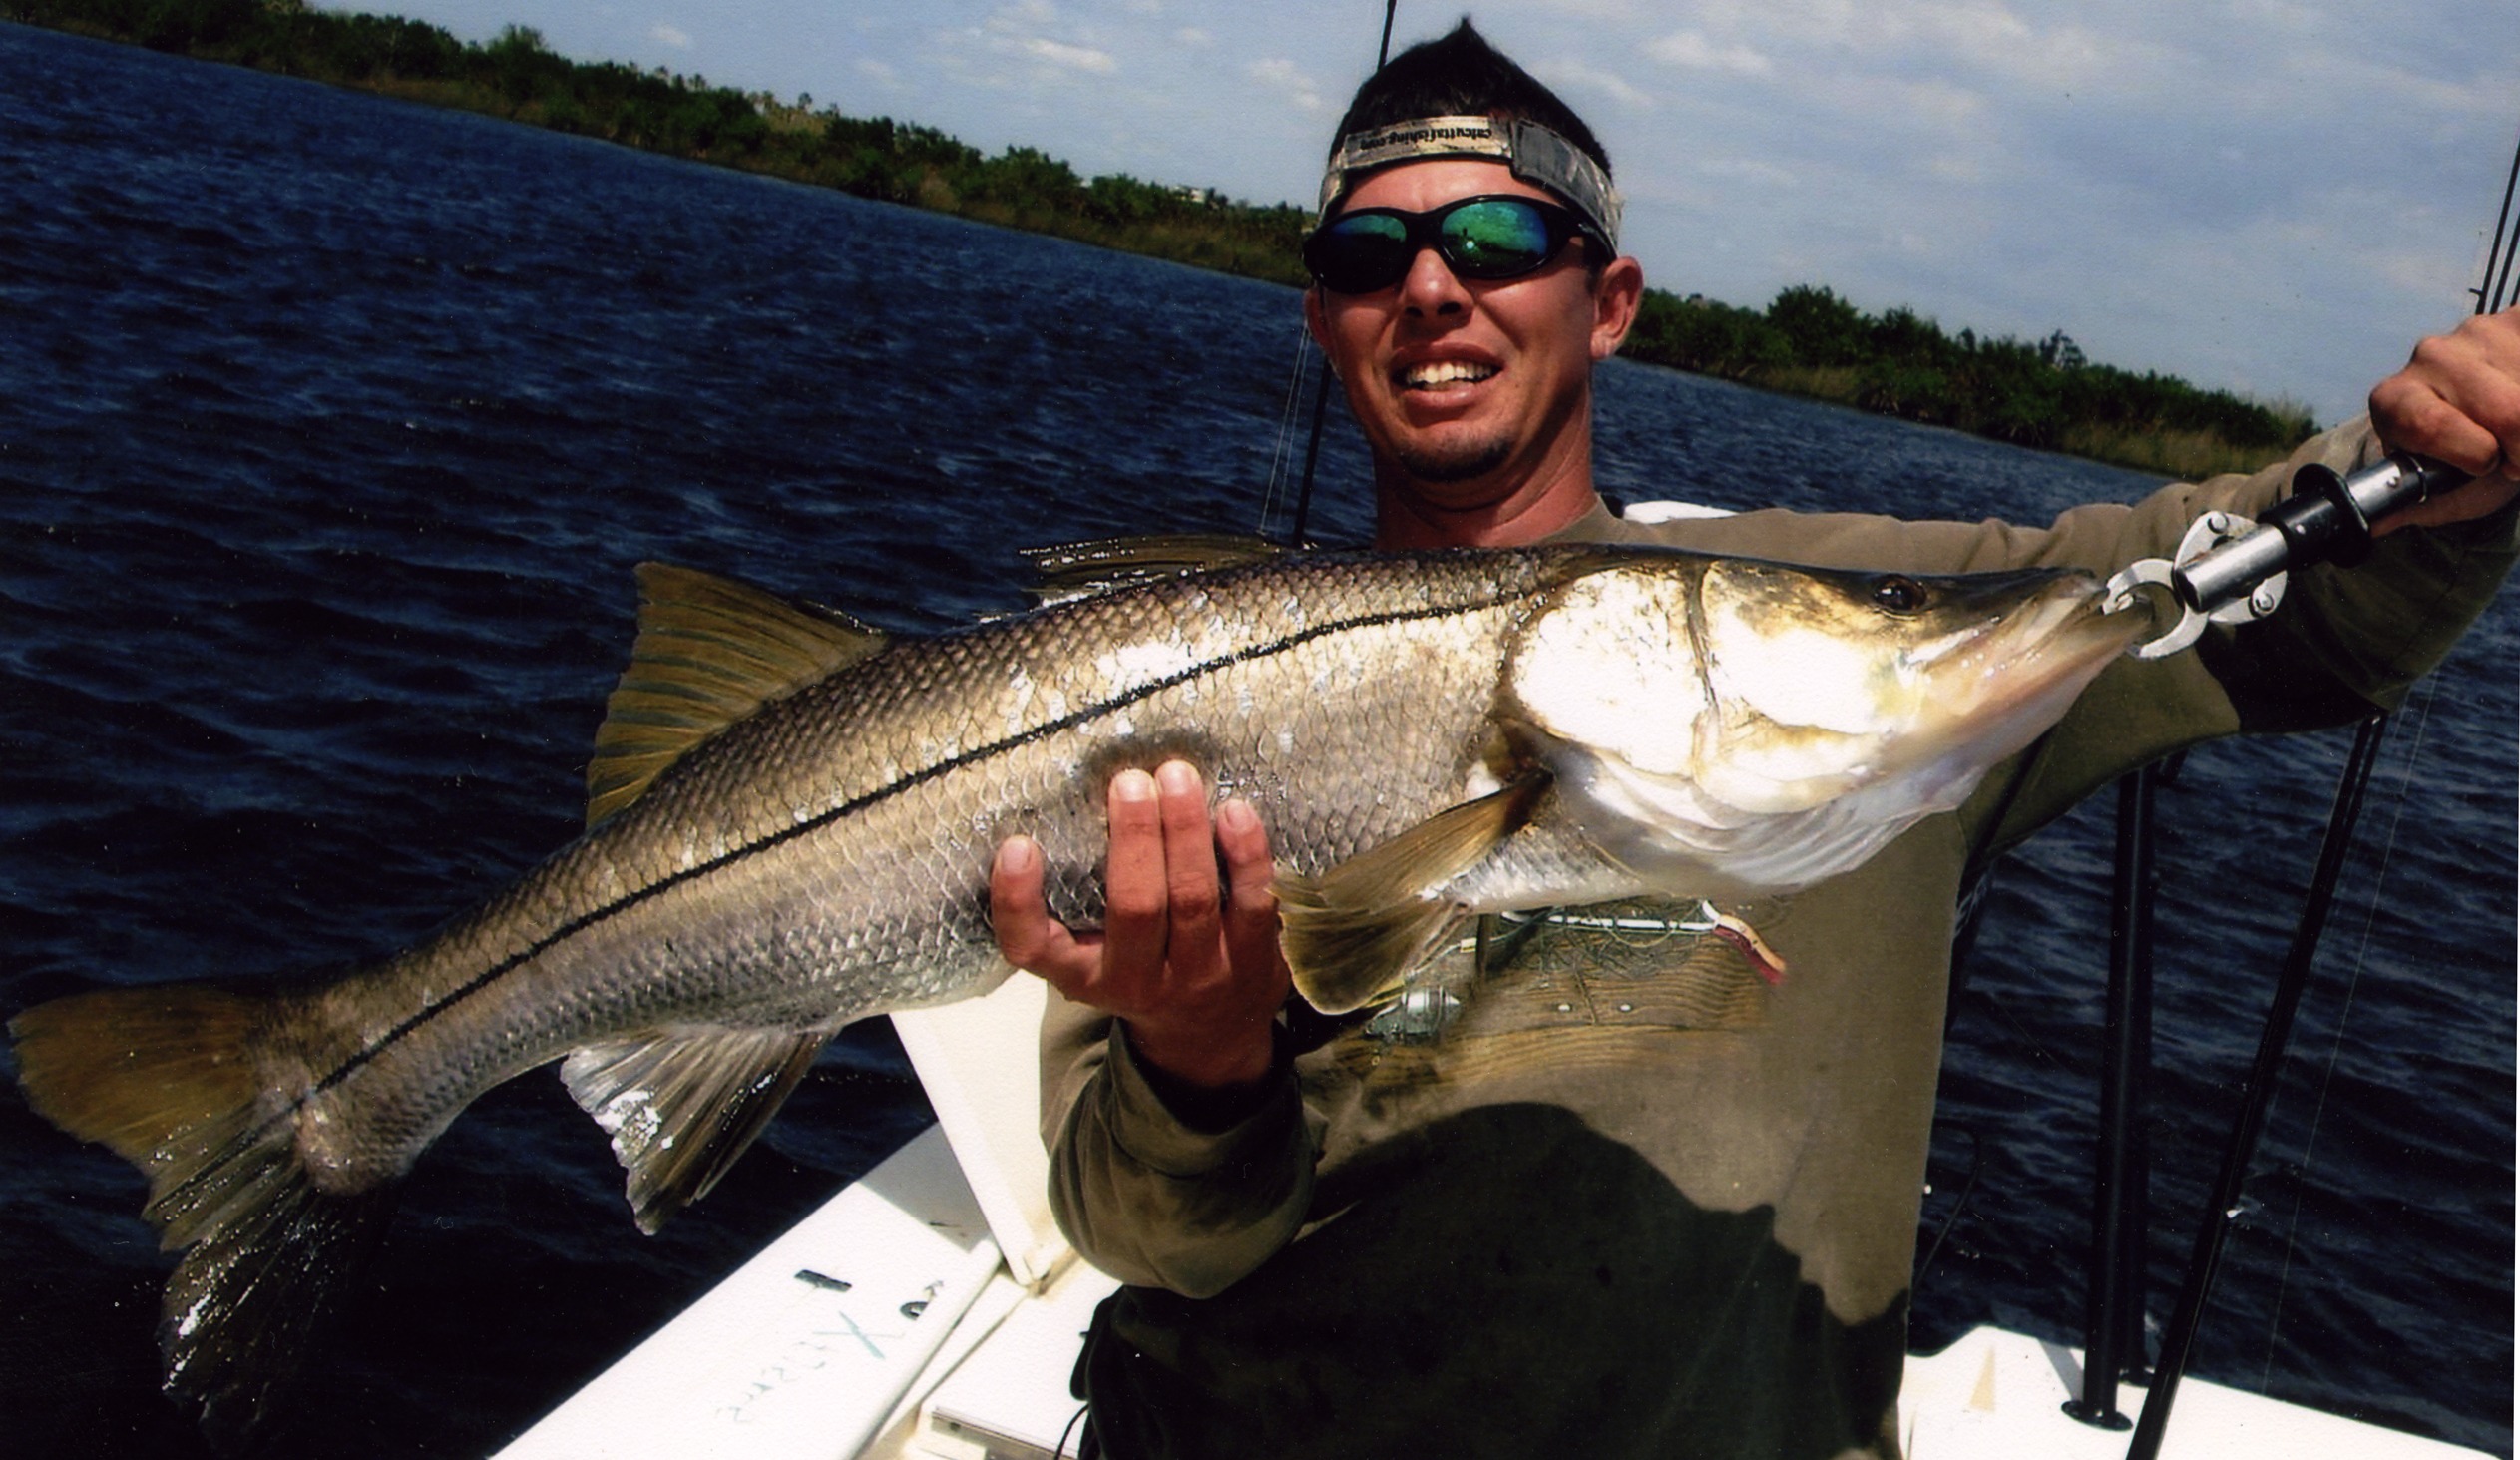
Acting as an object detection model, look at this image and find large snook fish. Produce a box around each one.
[10,540,2143,1441]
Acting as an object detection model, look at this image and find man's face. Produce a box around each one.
[1305,158,1639,523]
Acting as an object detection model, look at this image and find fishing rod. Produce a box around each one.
[1280,0,1399,548]
[2108,119,2520,1460]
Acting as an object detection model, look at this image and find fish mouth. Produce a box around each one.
[1927,577,2145,750]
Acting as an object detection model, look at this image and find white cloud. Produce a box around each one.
[1700,157,1798,189]
[1890,76,1985,125]
[1651,0,2173,95]
[1248,57,1326,113]
[649,22,691,49]
[1646,29,1773,77]
[1022,37,1117,73]
[1173,26,1213,48]
[1534,58,1658,112]
[1518,0,1647,17]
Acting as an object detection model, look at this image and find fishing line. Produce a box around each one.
[2256,656,2442,1389]
[1257,319,1321,539]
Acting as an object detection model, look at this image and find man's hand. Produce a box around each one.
[2368,306,2520,535]
[992,760,1290,1093]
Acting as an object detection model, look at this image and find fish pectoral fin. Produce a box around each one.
[1276,775,1548,1016]
[1017,532,1287,605]
[587,563,890,828]
[560,1026,830,1233]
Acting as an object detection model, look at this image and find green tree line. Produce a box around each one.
[1632,286,2315,476]
[8,0,2317,477]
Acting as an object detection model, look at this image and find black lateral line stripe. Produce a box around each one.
[298,591,1520,1106]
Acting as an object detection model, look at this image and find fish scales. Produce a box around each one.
[280,551,1553,1187]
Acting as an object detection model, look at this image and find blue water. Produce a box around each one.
[0,21,2509,1458]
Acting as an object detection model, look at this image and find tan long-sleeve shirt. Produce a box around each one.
[1039,419,2515,1460]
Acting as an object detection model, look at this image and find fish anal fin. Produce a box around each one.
[560,1026,830,1233]
[588,564,889,828]
[1277,776,1548,1016]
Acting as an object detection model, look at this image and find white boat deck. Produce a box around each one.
[497,977,2493,1460]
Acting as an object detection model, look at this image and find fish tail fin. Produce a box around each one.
[10,985,393,1450]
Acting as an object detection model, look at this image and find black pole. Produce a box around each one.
[2125,714,2390,1460]
[2484,126,2520,313]
[1286,367,1335,547]
[1286,0,1401,549]
[2066,763,2160,1428]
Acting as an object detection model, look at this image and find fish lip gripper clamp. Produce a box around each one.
[2105,452,2467,660]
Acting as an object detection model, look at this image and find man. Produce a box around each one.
[992,22,2518,1459]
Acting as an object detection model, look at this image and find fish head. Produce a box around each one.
[1688,557,2145,814]
[1504,551,2147,893]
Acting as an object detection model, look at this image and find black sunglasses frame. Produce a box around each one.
[1301,194,1602,295]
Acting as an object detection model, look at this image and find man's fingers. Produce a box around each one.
[1157,761,1226,969]
[1217,797,1290,990]
[1098,768,1169,985]
[1001,765,1290,1031]
[2374,311,2520,481]
[991,835,1098,992]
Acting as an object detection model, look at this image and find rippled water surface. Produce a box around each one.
[0,21,2509,1458]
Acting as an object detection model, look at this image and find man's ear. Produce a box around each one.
[1590,256,1645,362]
[1303,285,1339,377]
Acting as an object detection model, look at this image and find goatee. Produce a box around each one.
[1392,432,1517,484]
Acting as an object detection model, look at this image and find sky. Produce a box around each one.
[384,0,2515,424]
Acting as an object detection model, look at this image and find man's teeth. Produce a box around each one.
[1402,360,1499,388]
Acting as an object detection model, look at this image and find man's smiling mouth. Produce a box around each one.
[1399,359,1500,391]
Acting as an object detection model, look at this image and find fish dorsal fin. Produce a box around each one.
[559,1027,831,1233]
[1276,775,1549,1015]
[1018,532,1287,605]
[587,563,888,827]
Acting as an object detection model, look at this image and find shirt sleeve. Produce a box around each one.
[1038,986,1316,1296]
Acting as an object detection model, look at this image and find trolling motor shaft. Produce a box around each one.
[2106,451,2471,659]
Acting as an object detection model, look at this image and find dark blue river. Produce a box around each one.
[0,21,2509,1458]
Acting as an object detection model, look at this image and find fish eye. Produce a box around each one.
[1871,575,1928,614]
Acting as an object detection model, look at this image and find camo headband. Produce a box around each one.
[1319,114,1623,253]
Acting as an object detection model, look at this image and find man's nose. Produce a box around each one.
[1398,245,1470,315]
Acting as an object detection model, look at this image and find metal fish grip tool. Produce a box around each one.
[2103,451,2472,657]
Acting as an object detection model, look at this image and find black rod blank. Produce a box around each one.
[2124,715,2390,1460]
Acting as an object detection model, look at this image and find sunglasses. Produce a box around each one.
[1302,194,1600,294]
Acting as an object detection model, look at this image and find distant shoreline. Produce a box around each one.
[6,0,2317,478]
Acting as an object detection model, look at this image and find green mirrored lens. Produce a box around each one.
[1442,200,1553,275]
[1311,213,1412,290]
[1332,213,1409,245]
